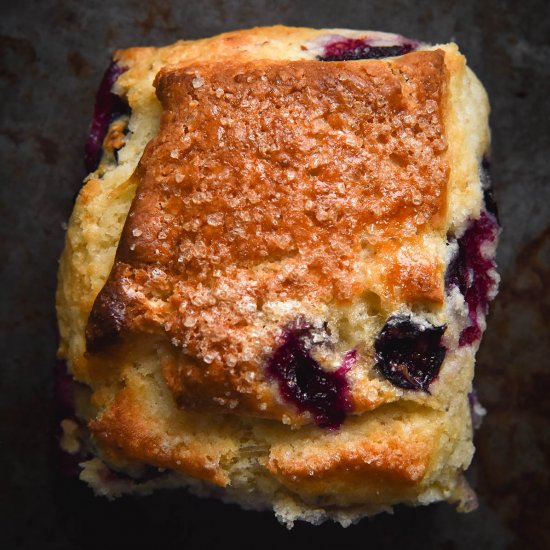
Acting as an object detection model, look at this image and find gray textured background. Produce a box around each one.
[1,1,549,548]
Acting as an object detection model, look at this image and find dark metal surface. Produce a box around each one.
[1,1,549,548]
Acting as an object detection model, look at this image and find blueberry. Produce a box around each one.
[84,61,130,173]
[445,237,469,296]
[446,210,499,347]
[374,315,446,392]
[318,38,416,62]
[267,319,355,429]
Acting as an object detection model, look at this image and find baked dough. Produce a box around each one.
[56,26,499,526]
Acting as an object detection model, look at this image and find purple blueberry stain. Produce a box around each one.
[267,319,355,429]
[446,210,499,347]
[318,37,417,61]
[340,349,358,373]
[445,159,500,347]
[84,60,129,173]
[374,315,446,392]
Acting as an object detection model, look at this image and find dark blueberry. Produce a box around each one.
[84,61,130,173]
[445,237,460,291]
[374,315,446,392]
[480,157,499,222]
[445,236,469,296]
[318,37,416,62]
[266,319,355,429]
[446,211,499,347]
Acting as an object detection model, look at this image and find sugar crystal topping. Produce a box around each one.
[87,52,449,421]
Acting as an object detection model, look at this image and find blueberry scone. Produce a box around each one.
[56,26,499,526]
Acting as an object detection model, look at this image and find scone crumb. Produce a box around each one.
[60,418,81,454]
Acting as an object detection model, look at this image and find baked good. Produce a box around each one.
[56,25,499,526]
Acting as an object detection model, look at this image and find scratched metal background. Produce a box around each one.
[1,0,549,548]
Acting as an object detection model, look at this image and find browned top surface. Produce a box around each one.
[87,51,449,420]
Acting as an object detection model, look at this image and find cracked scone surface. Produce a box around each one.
[56,25,496,526]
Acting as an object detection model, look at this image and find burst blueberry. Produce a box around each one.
[267,319,355,429]
[318,37,416,62]
[84,61,130,172]
[374,315,446,392]
[446,210,499,347]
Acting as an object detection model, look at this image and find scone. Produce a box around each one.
[56,25,499,526]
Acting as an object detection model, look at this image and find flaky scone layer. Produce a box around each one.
[57,26,491,526]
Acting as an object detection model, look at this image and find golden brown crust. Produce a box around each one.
[255,401,450,503]
[86,51,449,424]
[89,385,232,486]
[87,360,241,486]
[267,424,433,487]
